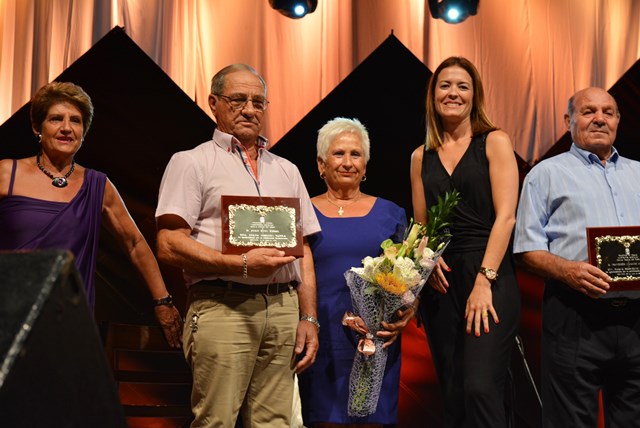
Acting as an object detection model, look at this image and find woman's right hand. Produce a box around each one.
[428,257,450,294]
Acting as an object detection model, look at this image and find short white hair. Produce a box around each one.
[316,117,371,163]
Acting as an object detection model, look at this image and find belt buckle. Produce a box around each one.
[610,298,627,308]
[265,282,279,296]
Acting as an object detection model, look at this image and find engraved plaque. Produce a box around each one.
[221,195,303,257]
[587,226,640,290]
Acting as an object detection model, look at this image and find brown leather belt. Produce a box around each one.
[192,278,296,296]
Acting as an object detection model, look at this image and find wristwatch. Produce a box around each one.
[479,267,498,281]
[300,315,320,331]
[153,294,174,307]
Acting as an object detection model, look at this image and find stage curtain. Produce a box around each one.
[0,0,638,162]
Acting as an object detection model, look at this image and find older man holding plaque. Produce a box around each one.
[155,64,320,428]
[514,87,640,427]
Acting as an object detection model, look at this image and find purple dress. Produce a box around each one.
[0,159,106,309]
[298,198,407,425]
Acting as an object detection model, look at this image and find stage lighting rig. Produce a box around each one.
[428,0,479,24]
[269,0,318,19]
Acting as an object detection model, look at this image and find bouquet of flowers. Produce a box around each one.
[342,190,460,417]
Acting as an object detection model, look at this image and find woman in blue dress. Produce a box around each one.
[298,117,411,427]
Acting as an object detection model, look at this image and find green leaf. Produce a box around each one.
[426,190,460,251]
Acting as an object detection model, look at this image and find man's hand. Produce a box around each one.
[154,305,183,348]
[292,319,319,374]
[244,248,296,277]
[561,259,610,298]
[519,250,611,299]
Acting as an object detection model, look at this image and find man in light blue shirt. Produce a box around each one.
[514,87,640,427]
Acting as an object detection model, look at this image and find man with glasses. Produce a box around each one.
[155,64,321,427]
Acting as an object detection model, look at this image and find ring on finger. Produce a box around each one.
[482,310,489,317]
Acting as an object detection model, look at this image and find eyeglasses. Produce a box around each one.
[214,93,269,112]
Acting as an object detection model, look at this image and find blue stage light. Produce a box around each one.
[446,7,461,22]
[269,0,318,19]
[293,4,307,17]
[428,0,479,24]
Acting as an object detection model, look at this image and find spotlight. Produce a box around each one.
[428,0,479,24]
[269,0,318,19]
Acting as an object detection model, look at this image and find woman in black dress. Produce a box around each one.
[410,57,521,427]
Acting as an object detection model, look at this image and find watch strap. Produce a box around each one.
[153,294,174,307]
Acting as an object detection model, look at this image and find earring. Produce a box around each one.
[37,133,42,143]
[320,172,325,180]
[361,175,367,182]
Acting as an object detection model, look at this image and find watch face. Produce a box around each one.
[481,267,497,280]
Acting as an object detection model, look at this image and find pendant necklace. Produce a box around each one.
[36,152,75,188]
[326,191,361,216]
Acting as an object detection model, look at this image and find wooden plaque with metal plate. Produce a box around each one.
[587,226,640,290]
[221,195,303,257]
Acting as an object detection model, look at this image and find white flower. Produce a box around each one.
[359,256,384,282]
[417,245,437,270]
[392,256,421,287]
[419,257,437,270]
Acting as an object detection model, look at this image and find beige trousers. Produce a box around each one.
[183,285,299,428]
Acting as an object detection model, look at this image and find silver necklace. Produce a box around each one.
[326,192,361,216]
[36,152,75,188]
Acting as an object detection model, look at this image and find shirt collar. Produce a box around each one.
[212,128,270,153]
[570,142,619,166]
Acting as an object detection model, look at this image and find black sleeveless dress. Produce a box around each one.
[420,132,521,428]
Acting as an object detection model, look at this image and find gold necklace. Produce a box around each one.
[326,192,361,216]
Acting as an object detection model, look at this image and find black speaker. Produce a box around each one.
[0,250,126,427]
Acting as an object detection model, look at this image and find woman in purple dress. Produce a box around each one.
[0,82,182,347]
[297,117,411,427]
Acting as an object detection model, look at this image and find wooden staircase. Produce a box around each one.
[104,323,193,428]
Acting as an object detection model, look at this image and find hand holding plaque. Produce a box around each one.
[221,195,303,257]
[587,226,640,291]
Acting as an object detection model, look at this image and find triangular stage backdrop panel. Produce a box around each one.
[541,58,640,161]
[0,26,216,322]
[272,34,430,215]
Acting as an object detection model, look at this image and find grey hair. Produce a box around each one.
[316,117,371,163]
[210,64,267,95]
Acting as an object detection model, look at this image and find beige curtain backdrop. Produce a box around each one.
[1,0,639,162]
